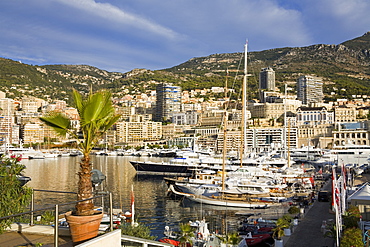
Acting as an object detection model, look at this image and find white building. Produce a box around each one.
[297,75,323,104]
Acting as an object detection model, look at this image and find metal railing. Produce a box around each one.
[0,189,114,247]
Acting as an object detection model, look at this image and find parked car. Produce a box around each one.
[318,191,331,202]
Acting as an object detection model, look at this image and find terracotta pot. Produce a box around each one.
[65,211,103,243]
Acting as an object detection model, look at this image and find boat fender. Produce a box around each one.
[197,232,203,239]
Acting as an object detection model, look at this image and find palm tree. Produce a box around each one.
[39,89,120,216]
[272,216,291,240]
[217,232,241,246]
[178,223,194,247]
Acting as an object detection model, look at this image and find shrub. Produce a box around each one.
[0,155,32,233]
[288,206,300,215]
[343,205,361,229]
[340,227,363,247]
[120,222,157,240]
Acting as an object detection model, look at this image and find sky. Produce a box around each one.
[0,0,369,73]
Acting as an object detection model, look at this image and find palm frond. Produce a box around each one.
[39,112,71,137]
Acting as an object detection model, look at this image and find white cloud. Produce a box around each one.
[54,0,180,40]
[287,0,370,44]
[0,0,368,72]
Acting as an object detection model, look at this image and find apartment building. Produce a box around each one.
[259,67,276,91]
[153,83,182,122]
[21,97,43,113]
[216,127,298,153]
[297,75,323,104]
[22,123,44,144]
[334,106,357,122]
[248,101,299,120]
[0,116,19,145]
[0,98,16,115]
[172,110,199,126]
[116,121,162,145]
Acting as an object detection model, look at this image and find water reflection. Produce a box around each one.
[22,155,289,239]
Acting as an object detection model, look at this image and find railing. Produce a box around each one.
[0,189,114,247]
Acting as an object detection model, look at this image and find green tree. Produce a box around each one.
[0,155,32,233]
[120,222,157,240]
[178,223,195,247]
[39,89,121,216]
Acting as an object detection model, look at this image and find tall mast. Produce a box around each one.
[222,69,228,191]
[241,41,248,160]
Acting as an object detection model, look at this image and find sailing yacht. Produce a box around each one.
[172,42,276,208]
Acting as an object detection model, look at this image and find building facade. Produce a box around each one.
[172,110,199,126]
[334,106,357,123]
[153,83,182,122]
[332,122,370,146]
[116,121,162,144]
[297,75,323,104]
[216,127,298,153]
[296,106,334,126]
[259,67,275,91]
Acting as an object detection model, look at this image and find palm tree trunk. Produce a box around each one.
[76,155,94,216]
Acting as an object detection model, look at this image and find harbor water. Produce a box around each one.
[22,155,289,239]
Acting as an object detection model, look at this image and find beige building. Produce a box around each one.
[22,123,44,144]
[0,115,19,145]
[297,124,333,148]
[334,106,357,122]
[21,97,43,113]
[332,122,369,146]
[200,109,250,130]
[0,98,16,115]
[248,101,299,120]
[116,121,162,145]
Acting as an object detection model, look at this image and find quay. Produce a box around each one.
[283,173,369,247]
[283,178,335,247]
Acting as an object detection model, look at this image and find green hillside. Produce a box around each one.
[0,32,369,102]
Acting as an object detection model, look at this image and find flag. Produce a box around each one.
[310,176,315,187]
[319,167,322,174]
[131,184,135,226]
[341,163,347,215]
[332,167,342,246]
[341,163,346,190]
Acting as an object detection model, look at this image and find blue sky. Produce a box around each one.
[1,0,369,73]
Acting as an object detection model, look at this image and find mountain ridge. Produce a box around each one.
[0,32,369,102]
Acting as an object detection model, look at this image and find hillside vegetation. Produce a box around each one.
[1,32,370,103]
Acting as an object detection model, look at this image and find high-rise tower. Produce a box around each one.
[154,83,182,122]
[297,75,323,105]
[259,67,275,91]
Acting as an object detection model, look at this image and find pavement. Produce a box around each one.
[0,224,73,247]
[283,174,344,247]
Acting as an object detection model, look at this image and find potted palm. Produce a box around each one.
[272,216,291,247]
[217,232,241,247]
[39,89,120,243]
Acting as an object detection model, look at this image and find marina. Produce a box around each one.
[21,155,291,239]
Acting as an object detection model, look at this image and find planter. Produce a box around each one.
[284,228,291,236]
[65,211,103,243]
[274,239,284,247]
